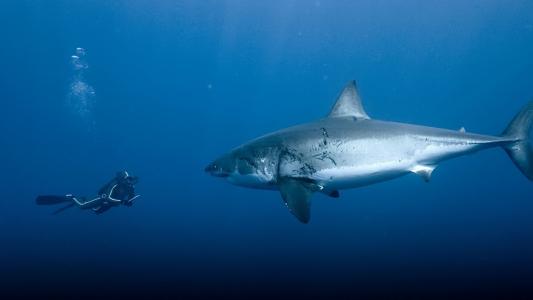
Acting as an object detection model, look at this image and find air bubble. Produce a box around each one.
[67,47,95,127]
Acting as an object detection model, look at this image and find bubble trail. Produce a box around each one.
[67,47,95,127]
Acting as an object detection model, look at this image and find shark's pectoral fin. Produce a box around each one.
[278,178,316,224]
[410,165,437,182]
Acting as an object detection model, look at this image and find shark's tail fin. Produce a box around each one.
[502,101,533,180]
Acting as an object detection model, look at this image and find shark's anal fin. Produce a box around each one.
[328,80,370,120]
[410,165,437,182]
[278,178,315,224]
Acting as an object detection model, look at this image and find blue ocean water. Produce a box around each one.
[1,0,532,298]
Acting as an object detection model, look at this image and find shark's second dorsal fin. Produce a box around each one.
[328,80,370,120]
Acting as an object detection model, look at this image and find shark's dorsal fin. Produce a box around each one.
[278,178,314,224]
[328,80,370,120]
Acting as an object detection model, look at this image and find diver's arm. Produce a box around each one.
[106,185,123,203]
[125,195,140,206]
[124,187,140,206]
[107,185,140,206]
[122,186,139,207]
[98,179,116,196]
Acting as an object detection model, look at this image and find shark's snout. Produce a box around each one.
[204,162,230,178]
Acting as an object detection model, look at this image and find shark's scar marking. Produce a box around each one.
[299,163,317,176]
[312,152,337,166]
[310,127,338,166]
[333,139,343,148]
[320,127,329,144]
[281,147,317,176]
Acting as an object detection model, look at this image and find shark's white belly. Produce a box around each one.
[303,135,478,190]
[312,162,411,189]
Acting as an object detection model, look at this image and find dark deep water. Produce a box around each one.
[1,1,533,298]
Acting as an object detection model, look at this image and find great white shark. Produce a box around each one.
[206,81,533,223]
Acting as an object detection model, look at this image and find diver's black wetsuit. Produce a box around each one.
[69,171,139,214]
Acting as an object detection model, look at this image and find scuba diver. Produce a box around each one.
[36,171,140,214]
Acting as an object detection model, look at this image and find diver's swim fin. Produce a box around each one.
[52,203,75,215]
[36,195,72,205]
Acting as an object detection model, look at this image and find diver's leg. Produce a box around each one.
[70,195,103,209]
